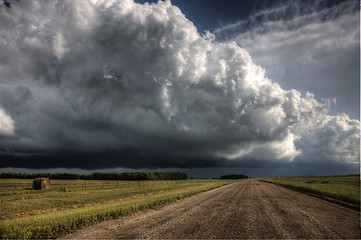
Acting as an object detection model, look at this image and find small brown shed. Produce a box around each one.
[32,178,51,190]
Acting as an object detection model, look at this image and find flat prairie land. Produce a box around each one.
[63,179,360,239]
[259,175,360,205]
[1,176,359,239]
[0,179,236,239]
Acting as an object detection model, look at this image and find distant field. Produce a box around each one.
[259,175,360,205]
[0,179,237,239]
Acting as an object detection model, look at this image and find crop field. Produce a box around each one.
[0,179,237,239]
[259,175,360,205]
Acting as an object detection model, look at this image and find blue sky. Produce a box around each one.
[136,0,255,32]
[0,0,359,178]
[135,0,350,31]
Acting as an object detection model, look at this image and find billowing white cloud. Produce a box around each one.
[214,0,359,119]
[0,107,14,136]
[0,0,358,169]
[296,113,360,164]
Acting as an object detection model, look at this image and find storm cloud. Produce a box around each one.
[0,0,359,169]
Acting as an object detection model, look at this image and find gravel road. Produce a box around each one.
[62,179,360,239]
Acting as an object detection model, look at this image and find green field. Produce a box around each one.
[259,175,360,205]
[0,179,237,239]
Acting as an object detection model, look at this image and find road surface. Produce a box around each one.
[63,179,360,239]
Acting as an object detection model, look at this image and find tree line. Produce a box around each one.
[220,174,248,179]
[0,171,188,180]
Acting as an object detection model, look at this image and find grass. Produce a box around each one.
[0,179,214,218]
[259,175,360,205]
[0,179,237,239]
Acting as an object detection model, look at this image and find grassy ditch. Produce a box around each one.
[259,175,360,205]
[0,179,236,239]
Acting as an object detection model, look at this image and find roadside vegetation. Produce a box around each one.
[259,175,360,205]
[0,179,237,239]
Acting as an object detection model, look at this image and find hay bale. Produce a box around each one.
[32,178,51,190]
